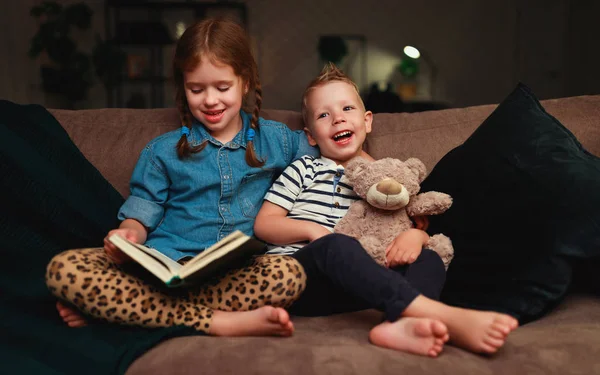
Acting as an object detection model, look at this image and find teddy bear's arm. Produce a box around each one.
[406,192,453,217]
[334,201,368,238]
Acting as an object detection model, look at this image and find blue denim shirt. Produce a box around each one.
[118,111,318,260]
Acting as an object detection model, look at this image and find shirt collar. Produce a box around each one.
[192,110,252,149]
[319,155,345,170]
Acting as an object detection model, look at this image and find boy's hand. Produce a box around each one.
[413,215,430,231]
[385,228,429,268]
[103,228,140,265]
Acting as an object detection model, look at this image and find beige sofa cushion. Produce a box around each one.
[49,95,600,198]
[365,95,600,172]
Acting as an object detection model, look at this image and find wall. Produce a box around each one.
[0,0,106,108]
[247,0,519,110]
[564,0,600,97]
[0,0,45,106]
[0,0,597,110]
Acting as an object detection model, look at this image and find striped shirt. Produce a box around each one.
[264,155,360,255]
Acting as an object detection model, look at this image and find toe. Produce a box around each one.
[278,308,290,326]
[491,322,512,336]
[496,314,518,328]
[480,342,499,354]
[488,325,507,339]
[431,320,448,338]
[63,314,80,323]
[265,306,279,323]
[483,336,505,349]
[68,320,86,328]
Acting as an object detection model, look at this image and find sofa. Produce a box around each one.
[32,91,600,374]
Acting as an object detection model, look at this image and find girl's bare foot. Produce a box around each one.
[210,306,294,337]
[56,301,87,328]
[369,317,449,357]
[404,296,519,354]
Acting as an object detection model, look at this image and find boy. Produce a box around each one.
[254,63,518,356]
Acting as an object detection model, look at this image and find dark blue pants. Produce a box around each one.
[289,234,446,322]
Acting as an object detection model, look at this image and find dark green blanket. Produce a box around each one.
[0,101,194,374]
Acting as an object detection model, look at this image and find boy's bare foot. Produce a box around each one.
[369,317,449,357]
[442,308,518,354]
[56,301,87,328]
[404,296,519,354]
[210,306,294,337]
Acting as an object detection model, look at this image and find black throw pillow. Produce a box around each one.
[421,83,600,323]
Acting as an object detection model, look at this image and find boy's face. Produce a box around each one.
[304,81,372,166]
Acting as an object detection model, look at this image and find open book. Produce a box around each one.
[108,231,266,287]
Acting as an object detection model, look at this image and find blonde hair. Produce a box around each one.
[172,18,264,166]
[301,62,364,125]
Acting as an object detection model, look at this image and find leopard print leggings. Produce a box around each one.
[45,248,306,334]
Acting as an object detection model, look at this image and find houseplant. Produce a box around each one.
[29,1,125,108]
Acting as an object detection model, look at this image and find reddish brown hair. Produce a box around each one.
[301,62,364,125]
[173,18,264,166]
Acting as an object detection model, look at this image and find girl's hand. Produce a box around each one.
[385,229,429,268]
[103,228,141,265]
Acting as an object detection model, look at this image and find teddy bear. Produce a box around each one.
[334,157,454,269]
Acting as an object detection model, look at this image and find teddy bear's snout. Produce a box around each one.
[376,179,402,195]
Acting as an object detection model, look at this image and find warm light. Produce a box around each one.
[175,22,187,39]
[403,46,420,59]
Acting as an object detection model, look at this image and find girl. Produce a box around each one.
[46,18,320,337]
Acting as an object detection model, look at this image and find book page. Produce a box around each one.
[183,230,245,269]
[179,235,266,280]
[108,234,181,282]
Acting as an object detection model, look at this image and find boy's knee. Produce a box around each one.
[320,233,360,248]
[419,248,445,271]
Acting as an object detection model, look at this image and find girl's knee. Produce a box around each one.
[45,248,108,288]
[46,249,81,285]
[257,255,307,308]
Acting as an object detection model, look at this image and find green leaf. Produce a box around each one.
[30,5,45,18]
[28,33,44,58]
[65,3,93,30]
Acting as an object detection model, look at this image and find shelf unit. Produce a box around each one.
[105,0,247,108]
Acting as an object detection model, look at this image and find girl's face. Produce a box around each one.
[184,57,247,143]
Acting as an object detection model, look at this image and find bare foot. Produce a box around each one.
[442,308,518,354]
[369,317,449,357]
[209,306,294,337]
[56,301,87,328]
[403,296,519,354]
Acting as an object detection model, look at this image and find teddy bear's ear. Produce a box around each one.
[345,157,369,179]
[405,158,427,182]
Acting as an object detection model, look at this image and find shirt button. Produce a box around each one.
[336,187,341,193]
[334,202,340,208]
[221,207,225,211]
[224,175,229,179]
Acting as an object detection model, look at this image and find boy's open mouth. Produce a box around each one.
[332,130,353,143]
